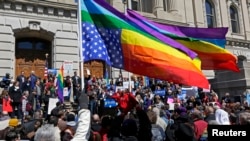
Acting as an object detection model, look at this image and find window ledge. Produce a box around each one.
[230,33,245,39]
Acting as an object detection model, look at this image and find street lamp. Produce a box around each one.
[45,53,49,59]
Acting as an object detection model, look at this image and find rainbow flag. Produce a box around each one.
[126,10,239,72]
[56,65,64,103]
[80,0,209,88]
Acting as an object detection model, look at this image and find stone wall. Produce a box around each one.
[0,0,79,78]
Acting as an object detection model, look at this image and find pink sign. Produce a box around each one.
[167,98,174,103]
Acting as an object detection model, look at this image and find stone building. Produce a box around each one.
[1,0,250,96]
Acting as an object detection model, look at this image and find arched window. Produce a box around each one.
[205,0,216,28]
[230,6,240,33]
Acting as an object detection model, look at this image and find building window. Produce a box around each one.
[230,6,240,33]
[141,0,153,13]
[16,38,50,51]
[131,0,139,11]
[131,0,152,13]
[205,0,216,28]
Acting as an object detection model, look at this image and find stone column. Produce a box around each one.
[154,0,164,11]
[168,0,178,13]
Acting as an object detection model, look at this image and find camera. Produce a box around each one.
[0,73,11,88]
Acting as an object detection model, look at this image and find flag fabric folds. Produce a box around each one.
[126,10,239,72]
[44,60,48,80]
[57,65,64,103]
[80,0,209,88]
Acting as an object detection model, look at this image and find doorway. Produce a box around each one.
[15,38,51,79]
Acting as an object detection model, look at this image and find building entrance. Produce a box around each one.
[15,38,51,79]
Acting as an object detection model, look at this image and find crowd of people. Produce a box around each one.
[0,70,249,141]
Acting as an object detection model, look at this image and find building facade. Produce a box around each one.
[1,0,250,96]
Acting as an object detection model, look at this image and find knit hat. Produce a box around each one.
[9,118,19,127]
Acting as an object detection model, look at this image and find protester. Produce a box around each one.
[0,72,249,141]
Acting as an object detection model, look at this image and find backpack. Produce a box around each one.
[21,97,32,112]
[25,102,33,112]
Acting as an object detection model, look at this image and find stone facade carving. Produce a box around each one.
[0,1,77,19]
[29,21,41,31]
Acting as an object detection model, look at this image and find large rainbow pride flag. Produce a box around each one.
[126,10,239,72]
[80,0,209,88]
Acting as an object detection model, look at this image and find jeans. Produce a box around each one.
[88,100,96,114]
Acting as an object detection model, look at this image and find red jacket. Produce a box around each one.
[112,92,138,114]
[2,97,13,112]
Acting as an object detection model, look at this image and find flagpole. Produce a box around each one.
[78,0,85,92]
[123,0,132,92]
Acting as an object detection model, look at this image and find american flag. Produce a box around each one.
[82,22,124,69]
[44,59,48,80]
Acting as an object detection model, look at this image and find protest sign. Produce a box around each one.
[104,98,118,108]
[115,86,124,92]
[167,97,174,103]
[123,81,134,89]
[48,69,57,76]
[247,93,250,106]
[63,88,69,97]
[181,87,197,97]
[48,98,59,115]
[63,61,73,75]
[154,90,165,97]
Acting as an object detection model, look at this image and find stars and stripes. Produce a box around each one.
[82,22,124,69]
[44,59,48,80]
